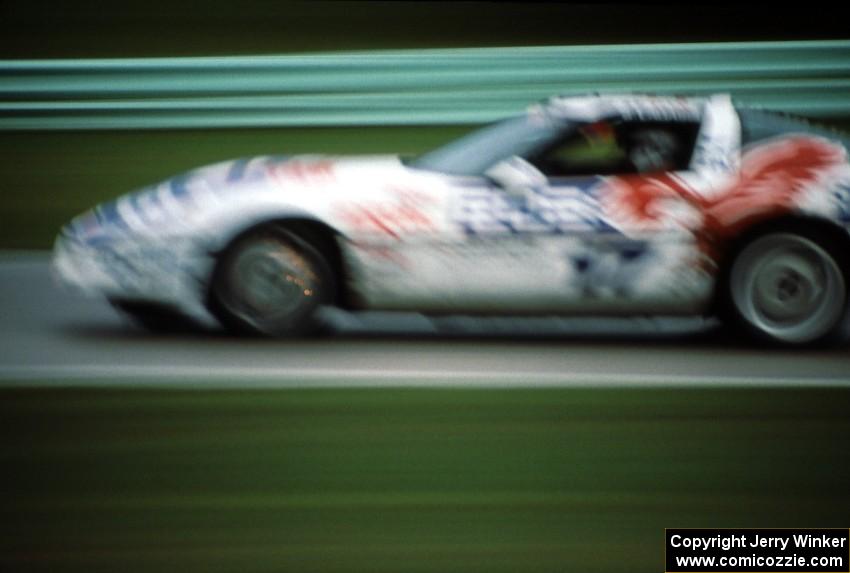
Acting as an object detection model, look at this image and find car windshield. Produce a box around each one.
[410,114,563,176]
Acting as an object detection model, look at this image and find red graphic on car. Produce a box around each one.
[603,136,847,238]
[267,159,337,186]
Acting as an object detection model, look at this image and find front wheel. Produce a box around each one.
[725,231,850,347]
[208,227,334,336]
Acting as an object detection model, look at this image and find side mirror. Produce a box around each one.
[484,156,546,197]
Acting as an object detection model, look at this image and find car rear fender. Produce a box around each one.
[708,214,850,316]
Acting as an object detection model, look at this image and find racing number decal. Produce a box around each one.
[454,178,617,236]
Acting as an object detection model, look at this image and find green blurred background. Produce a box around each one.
[2,1,846,58]
[2,4,849,572]
[4,386,850,572]
[2,1,849,249]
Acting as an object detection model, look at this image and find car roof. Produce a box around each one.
[536,93,712,123]
[533,93,850,152]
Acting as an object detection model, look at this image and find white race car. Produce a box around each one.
[54,93,850,346]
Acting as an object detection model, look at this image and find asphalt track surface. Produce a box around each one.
[2,252,849,388]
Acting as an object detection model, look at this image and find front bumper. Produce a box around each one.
[52,231,213,313]
[53,233,127,296]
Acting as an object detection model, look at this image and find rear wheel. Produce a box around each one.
[725,230,850,346]
[208,227,334,336]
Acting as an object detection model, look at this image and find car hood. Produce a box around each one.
[61,154,432,244]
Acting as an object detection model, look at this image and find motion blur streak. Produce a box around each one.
[2,365,850,389]
[1,40,849,130]
[2,255,849,388]
[3,388,850,573]
[2,262,850,573]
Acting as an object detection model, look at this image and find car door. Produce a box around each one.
[348,112,717,314]
[398,116,710,314]
[512,117,713,313]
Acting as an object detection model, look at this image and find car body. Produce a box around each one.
[54,93,850,345]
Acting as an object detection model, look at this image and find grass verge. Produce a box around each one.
[2,385,849,572]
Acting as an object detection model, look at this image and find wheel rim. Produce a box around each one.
[221,237,322,330]
[730,233,846,343]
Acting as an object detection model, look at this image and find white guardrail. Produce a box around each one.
[1,40,849,130]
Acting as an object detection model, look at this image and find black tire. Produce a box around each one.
[111,300,200,334]
[722,228,850,347]
[208,226,335,336]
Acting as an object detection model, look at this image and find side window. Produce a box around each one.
[528,121,628,177]
[528,119,701,177]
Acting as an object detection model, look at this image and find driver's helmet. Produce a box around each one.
[628,129,679,173]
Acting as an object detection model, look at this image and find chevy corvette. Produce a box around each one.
[53,93,850,346]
